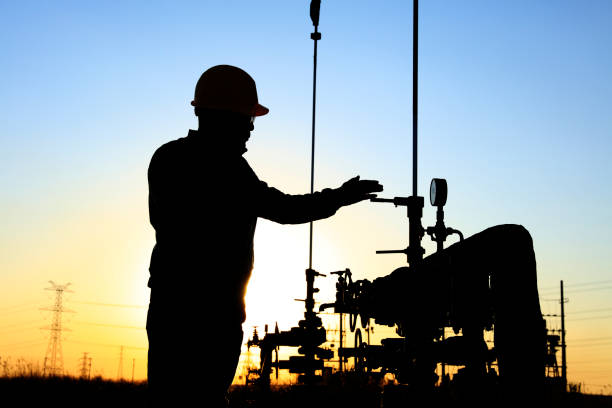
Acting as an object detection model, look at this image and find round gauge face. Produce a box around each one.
[430,178,447,206]
[430,179,437,206]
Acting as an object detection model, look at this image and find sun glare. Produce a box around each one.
[244,220,310,331]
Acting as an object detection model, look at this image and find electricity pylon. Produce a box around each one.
[117,345,124,381]
[79,352,91,379]
[41,281,74,376]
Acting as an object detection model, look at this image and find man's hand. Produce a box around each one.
[337,176,383,206]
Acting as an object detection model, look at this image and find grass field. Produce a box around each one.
[1,375,612,407]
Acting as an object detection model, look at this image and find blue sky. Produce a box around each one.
[1,0,611,391]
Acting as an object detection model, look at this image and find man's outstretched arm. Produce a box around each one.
[255,175,383,225]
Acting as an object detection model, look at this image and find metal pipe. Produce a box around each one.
[413,0,418,197]
[309,1,321,270]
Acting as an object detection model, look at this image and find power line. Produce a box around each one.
[568,314,612,322]
[0,338,48,349]
[0,301,41,312]
[570,358,612,364]
[567,307,612,315]
[71,301,146,309]
[565,286,612,295]
[570,336,612,343]
[72,321,144,330]
[571,342,612,349]
[539,279,612,291]
[66,339,147,351]
[0,326,42,335]
[568,368,612,374]
[0,319,45,329]
[540,286,612,296]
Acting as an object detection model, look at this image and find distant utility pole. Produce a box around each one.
[117,346,124,381]
[41,281,74,376]
[560,280,568,391]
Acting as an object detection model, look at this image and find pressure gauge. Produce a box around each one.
[430,178,447,207]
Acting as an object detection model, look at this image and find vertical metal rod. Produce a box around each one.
[412,0,418,197]
[309,26,319,270]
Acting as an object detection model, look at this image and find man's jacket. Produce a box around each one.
[148,130,343,322]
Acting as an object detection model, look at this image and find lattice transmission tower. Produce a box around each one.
[79,352,92,379]
[117,345,124,381]
[41,281,73,376]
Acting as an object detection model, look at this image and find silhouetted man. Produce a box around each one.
[146,65,382,407]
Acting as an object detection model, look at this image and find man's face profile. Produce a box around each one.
[199,108,254,154]
[225,112,254,154]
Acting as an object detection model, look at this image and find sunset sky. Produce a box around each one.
[1,0,611,393]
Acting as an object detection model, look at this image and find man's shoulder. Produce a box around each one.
[149,133,193,167]
[152,135,189,158]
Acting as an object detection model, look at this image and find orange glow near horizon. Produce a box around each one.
[2,212,609,395]
[0,171,610,394]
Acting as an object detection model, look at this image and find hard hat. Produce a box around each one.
[191,65,269,117]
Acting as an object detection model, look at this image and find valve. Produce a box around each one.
[371,195,425,265]
[425,178,464,251]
